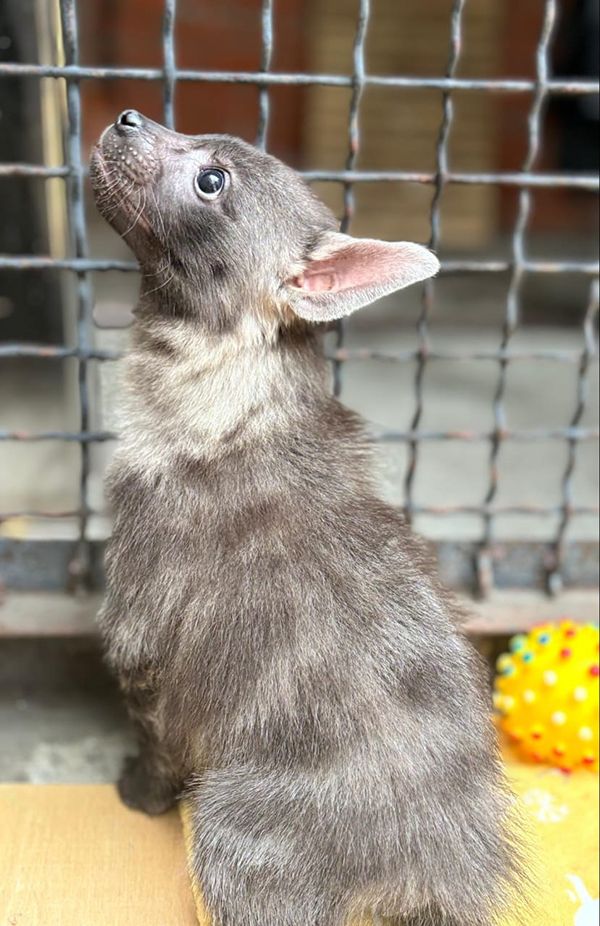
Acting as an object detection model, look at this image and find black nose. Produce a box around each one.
[115,109,144,131]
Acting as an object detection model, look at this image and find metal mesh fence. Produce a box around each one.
[0,0,598,600]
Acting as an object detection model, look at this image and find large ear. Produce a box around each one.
[286,232,440,322]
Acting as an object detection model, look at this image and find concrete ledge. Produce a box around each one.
[0,589,597,638]
[0,591,100,636]
[465,589,599,635]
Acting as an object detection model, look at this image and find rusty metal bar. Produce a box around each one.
[1,503,597,524]
[1,343,597,365]
[547,279,600,594]
[3,163,597,190]
[0,255,598,276]
[256,0,274,149]
[0,345,120,360]
[2,426,596,444]
[341,0,370,233]
[0,61,598,94]
[0,430,115,442]
[333,0,371,397]
[478,0,559,597]
[2,539,597,596]
[404,0,467,525]
[58,0,94,589]
[162,0,177,129]
[0,164,70,177]
[327,347,599,364]
[0,256,137,270]
[302,170,600,190]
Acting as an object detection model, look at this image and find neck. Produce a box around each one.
[122,309,330,464]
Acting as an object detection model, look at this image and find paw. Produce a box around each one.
[117,755,177,816]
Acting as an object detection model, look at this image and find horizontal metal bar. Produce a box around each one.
[0,509,93,520]
[2,538,597,592]
[1,255,597,276]
[331,347,600,364]
[442,260,600,275]
[1,504,597,521]
[374,427,599,442]
[0,256,136,271]
[0,164,70,178]
[0,430,115,442]
[2,343,598,365]
[0,344,120,360]
[2,162,597,191]
[1,427,597,443]
[303,170,599,190]
[409,504,598,516]
[0,62,597,94]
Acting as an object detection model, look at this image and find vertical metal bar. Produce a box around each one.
[256,0,274,150]
[403,0,466,523]
[548,278,600,593]
[162,0,177,129]
[478,0,558,597]
[333,0,370,397]
[59,0,93,588]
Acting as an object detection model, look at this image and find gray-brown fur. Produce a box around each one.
[91,112,521,926]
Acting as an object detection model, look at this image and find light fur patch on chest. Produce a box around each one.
[119,313,297,472]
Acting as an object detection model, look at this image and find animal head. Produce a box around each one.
[90,110,439,332]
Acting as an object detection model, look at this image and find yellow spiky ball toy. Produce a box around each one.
[494,620,599,772]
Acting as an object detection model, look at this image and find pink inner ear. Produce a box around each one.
[297,245,403,294]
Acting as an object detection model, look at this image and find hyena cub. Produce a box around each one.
[91,110,520,926]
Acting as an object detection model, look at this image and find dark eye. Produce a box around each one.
[195,168,227,201]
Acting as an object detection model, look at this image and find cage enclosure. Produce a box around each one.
[0,0,598,637]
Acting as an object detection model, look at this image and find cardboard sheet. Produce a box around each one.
[0,784,197,926]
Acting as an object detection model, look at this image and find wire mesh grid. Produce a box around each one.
[0,0,598,598]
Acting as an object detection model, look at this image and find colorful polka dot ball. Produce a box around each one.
[494,621,599,772]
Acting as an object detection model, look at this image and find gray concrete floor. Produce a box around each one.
[0,640,133,783]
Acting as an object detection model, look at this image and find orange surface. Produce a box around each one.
[1,756,598,926]
[0,784,197,926]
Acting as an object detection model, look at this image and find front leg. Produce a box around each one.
[118,670,184,816]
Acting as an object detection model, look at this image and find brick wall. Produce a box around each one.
[79,0,307,164]
[78,0,596,246]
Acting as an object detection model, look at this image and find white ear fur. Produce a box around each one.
[286,232,440,322]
